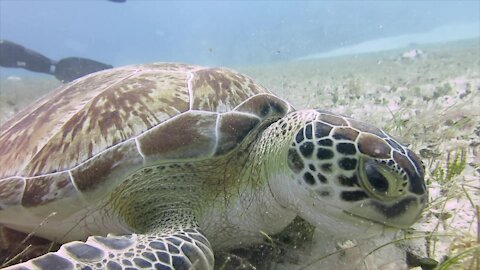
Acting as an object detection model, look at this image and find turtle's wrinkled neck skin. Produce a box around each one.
[245,109,427,239]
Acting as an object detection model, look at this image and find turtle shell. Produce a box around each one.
[0,63,292,210]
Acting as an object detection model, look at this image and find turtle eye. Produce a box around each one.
[360,160,405,199]
[365,162,389,193]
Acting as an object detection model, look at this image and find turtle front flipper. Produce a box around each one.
[4,228,214,270]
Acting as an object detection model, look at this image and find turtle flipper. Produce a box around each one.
[4,228,214,270]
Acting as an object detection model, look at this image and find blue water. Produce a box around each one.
[0,0,479,70]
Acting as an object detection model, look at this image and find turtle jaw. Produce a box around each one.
[269,165,426,239]
[343,194,426,229]
[274,171,427,233]
[268,175,387,238]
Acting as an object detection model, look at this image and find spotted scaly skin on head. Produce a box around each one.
[0,63,427,270]
[260,109,427,236]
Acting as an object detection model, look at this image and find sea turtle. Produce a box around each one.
[0,63,427,269]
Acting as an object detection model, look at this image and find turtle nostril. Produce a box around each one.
[365,162,389,193]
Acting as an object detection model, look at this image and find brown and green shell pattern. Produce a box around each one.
[0,63,291,210]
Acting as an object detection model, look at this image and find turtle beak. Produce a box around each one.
[345,194,427,229]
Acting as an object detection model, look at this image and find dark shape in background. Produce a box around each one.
[0,40,112,83]
[54,57,112,83]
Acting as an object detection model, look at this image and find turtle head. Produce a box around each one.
[270,109,427,235]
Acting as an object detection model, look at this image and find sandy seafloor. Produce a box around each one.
[0,38,478,270]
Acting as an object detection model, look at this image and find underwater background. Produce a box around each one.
[0,1,479,69]
[0,1,479,270]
